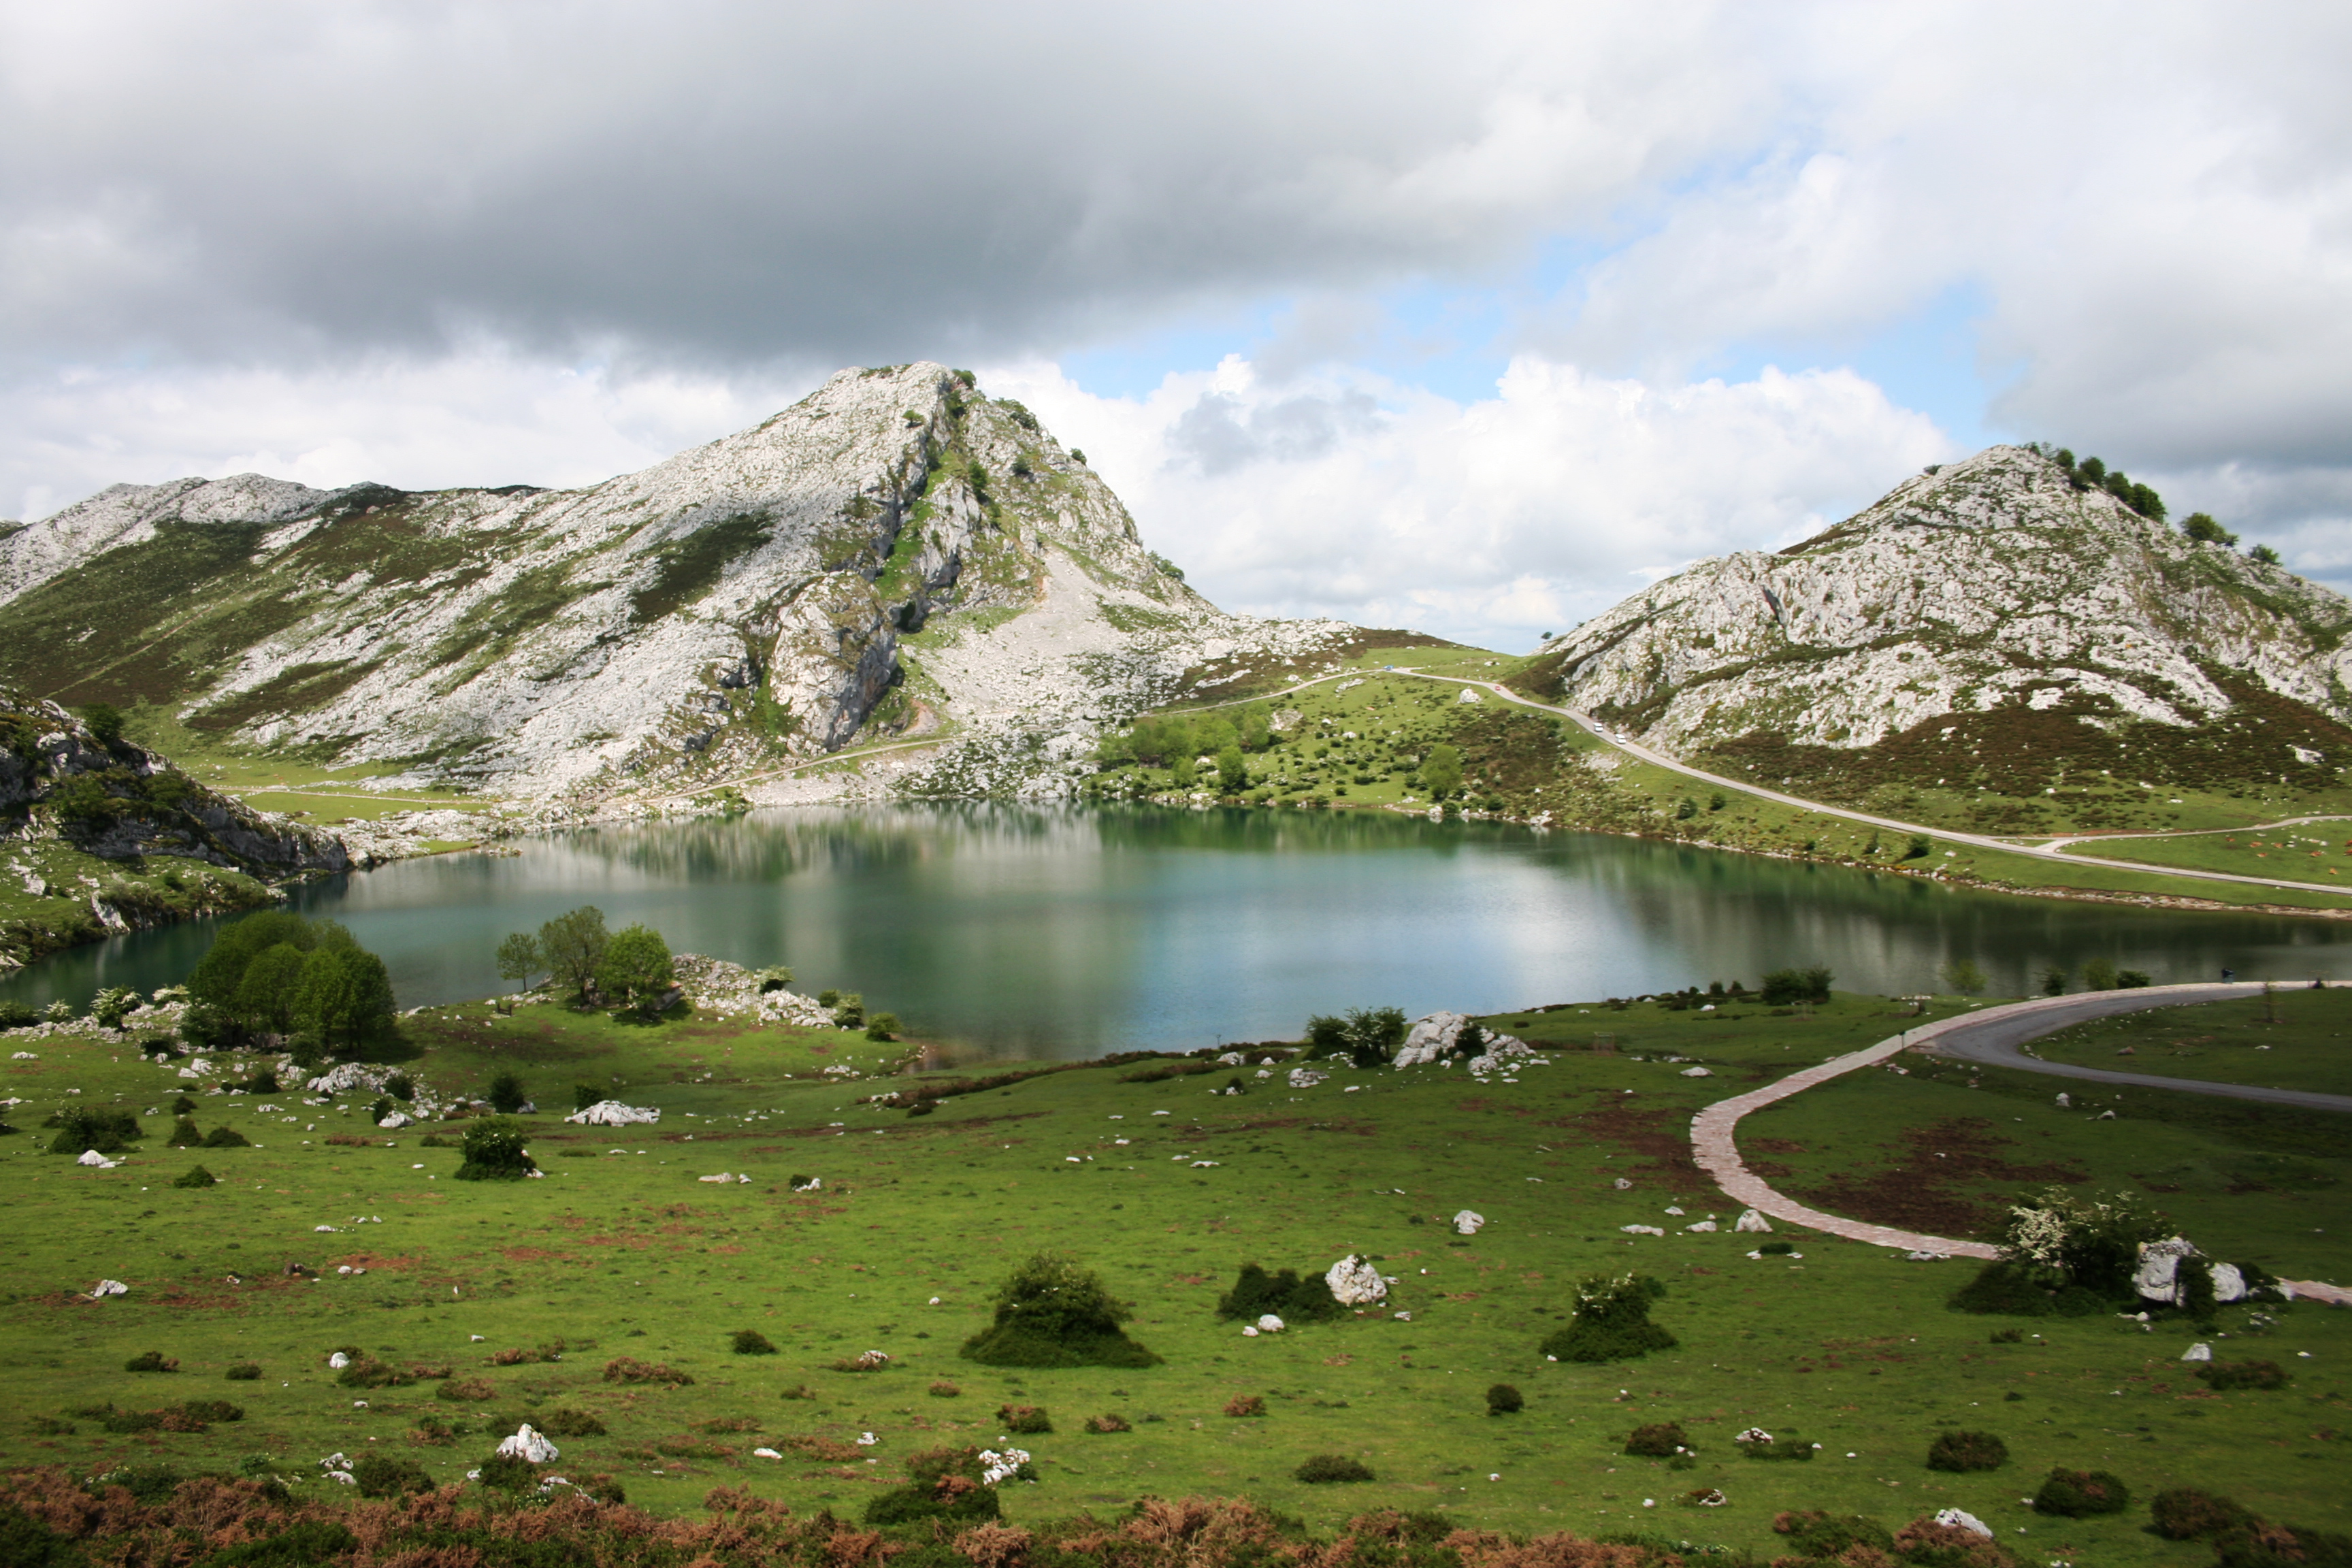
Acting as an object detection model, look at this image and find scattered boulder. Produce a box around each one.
[1324,1254,1388,1307]
[1453,1210,1484,1235]
[1932,1509,1993,1539]
[1684,1221,1717,1233]
[566,1100,660,1126]
[1734,1209,1771,1233]
[2055,1093,2070,1109]
[1255,1314,1284,1333]
[89,1279,128,1298]
[1680,1066,1712,1078]
[2182,1343,2212,1362]
[329,1352,350,1369]
[76,1149,118,1168]
[377,1112,412,1130]
[1613,1177,1633,1190]
[1621,1224,1665,1237]
[496,1424,559,1464]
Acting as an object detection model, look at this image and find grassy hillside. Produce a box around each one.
[3,987,2346,1565]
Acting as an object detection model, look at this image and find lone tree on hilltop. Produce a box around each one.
[595,924,675,1017]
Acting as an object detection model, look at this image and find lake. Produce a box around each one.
[7,804,2349,1057]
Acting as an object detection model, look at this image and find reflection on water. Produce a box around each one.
[7,803,2347,1058]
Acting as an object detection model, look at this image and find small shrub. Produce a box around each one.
[542,1408,607,1437]
[1540,1273,1675,1362]
[1757,1240,1796,1256]
[2034,1467,2132,1517]
[336,1358,416,1389]
[864,1446,1004,1527]
[2213,1524,2352,1568]
[171,1164,216,1188]
[201,1126,250,1148]
[123,1352,178,1373]
[1891,1516,2023,1568]
[928,1381,960,1398]
[169,1094,196,1115]
[603,1356,693,1386]
[1626,1422,1689,1457]
[1774,1512,1894,1558]
[453,1117,536,1181]
[781,1384,820,1401]
[475,1452,538,1492]
[352,1452,430,1497]
[224,1363,261,1381]
[997,1403,1053,1433]
[2152,1488,2258,1541]
[730,1328,777,1356]
[436,1377,496,1402]
[48,1107,141,1156]
[1486,1383,1524,1415]
[1296,1454,1375,1484]
[1927,1430,2009,1472]
[1084,1413,1131,1433]
[1223,1395,1265,1418]
[1214,1262,1345,1324]
[410,1416,462,1446]
[865,1013,900,1042]
[487,1070,527,1115]
[1989,1328,2023,1343]
[961,1251,1160,1367]
[2198,1360,2289,1391]
[696,1416,762,1434]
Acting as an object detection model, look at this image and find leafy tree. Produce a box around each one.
[2248,543,2282,565]
[453,1116,535,1181]
[1420,742,1463,797]
[1215,745,1247,794]
[494,932,542,992]
[960,1252,1160,1367]
[2182,512,2239,547]
[830,991,866,1029]
[235,943,310,1034]
[1092,730,1134,766]
[47,774,118,828]
[1196,716,1237,755]
[80,704,126,747]
[1759,966,1833,1005]
[1939,958,1987,994]
[1169,755,1196,789]
[865,1011,900,1042]
[2040,966,2068,996]
[295,945,395,1052]
[1304,1014,1351,1057]
[538,906,610,1004]
[594,924,675,1016]
[2082,957,2118,992]
[1239,705,1271,751]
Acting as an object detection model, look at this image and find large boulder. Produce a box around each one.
[496,1424,559,1463]
[1326,1254,1388,1306]
[1394,1013,1534,1068]
[566,1100,661,1126]
[2134,1236,2249,1305]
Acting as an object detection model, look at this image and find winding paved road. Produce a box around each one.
[1686,983,2352,1303]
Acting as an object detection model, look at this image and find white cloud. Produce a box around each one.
[987,355,1950,649]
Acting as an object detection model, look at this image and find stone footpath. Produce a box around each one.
[1688,987,2352,1305]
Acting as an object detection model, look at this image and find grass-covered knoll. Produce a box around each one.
[2058,825,2352,884]
[1,982,2346,1565]
[2009,987,2352,1094]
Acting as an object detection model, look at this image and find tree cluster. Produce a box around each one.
[495,905,675,1016]
[182,911,395,1060]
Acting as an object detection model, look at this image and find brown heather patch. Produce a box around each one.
[1797,1116,2088,1237]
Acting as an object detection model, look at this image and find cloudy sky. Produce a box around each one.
[5,1,2347,647]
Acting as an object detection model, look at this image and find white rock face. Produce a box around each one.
[1326,1253,1388,1306]
[1394,1012,1533,1068]
[497,1424,560,1463]
[75,1149,115,1167]
[567,1100,661,1126]
[89,1279,128,1297]
[376,1111,412,1130]
[1734,1209,1772,1233]
[1933,1509,1993,1539]
[328,1352,351,1369]
[1,364,1356,803]
[1531,446,2352,756]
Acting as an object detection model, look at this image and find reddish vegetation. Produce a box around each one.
[1796,1117,2087,1237]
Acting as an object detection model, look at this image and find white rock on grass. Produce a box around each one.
[1326,1254,1388,1307]
[1393,1012,1535,1069]
[329,1352,351,1369]
[1256,1314,1285,1333]
[1934,1509,1993,1538]
[2182,1343,2212,1362]
[1734,1209,1772,1232]
[1685,1221,1718,1233]
[497,1424,560,1463]
[377,1112,412,1130]
[76,1149,118,1168]
[1452,1210,1485,1235]
[567,1100,661,1126]
[2134,1237,2251,1305]
[1622,1225,1665,1237]
[1680,1066,1712,1077]
[1287,1067,1326,1089]
[1613,1177,1633,1190]
[88,1279,128,1298]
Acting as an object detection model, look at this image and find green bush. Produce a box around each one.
[2198,1360,2289,1391]
[474,1453,538,1492]
[201,1125,250,1148]
[1927,1431,2008,1472]
[1759,966,1833,1005]
[996,1403,1052,1434]
[123,1352,177,1373]
[2034,1467,2131,1516]
[171,1165,216,1189]
[1625,1422,1688,1457]
[595,923,675,1016]
[1774,1512,1892,1558]
[453,1117,535,1181]
[865,1012,900,1042]
[863,1446,1004,1527]
[573,1082,603,1113]
[225,1363,260,1381]
[47,1107,140,1156]
[1539,1273,1676,1362]
[487,1071,527,1115]
[1296,1454,1375,1484]
[541,1409,606,1437]
[730,1329,778,1356]
[2152,1488,2258,1541]
[0,1000,38,1030]
[2213,1524,2352,1568]
[960,1251,1161,1367]
[350,1452,430,1498]
[1989,1187,2165,1301]
[1214,1263,1345,1324]
[1486,1383,1523,1415]
[0,1499,81,1566]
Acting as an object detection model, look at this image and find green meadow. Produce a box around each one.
[3,986,2348,1563]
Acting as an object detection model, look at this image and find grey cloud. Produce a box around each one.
[1166,389,1382,476]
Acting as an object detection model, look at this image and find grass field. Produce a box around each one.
[2058,825,2352,883]
[2012,988,2352,1096]
[4,985,2348,1562]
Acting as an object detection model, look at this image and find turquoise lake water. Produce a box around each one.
[6,804,2347,1056]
